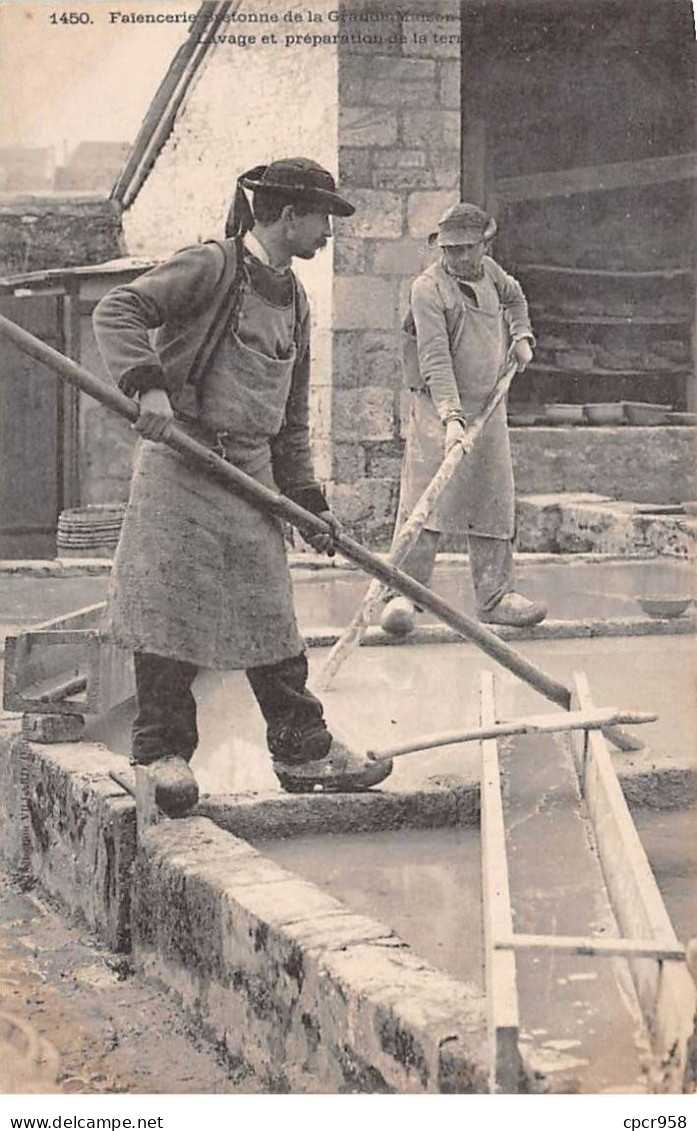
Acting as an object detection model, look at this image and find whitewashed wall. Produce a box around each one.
[123,0,340,479]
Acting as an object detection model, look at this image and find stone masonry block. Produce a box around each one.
[373,148,428,169]
[334,330,401,388]
[14,738,136,951]
[339,147,373,189]
[431,149,460,190]
[333,330,365,388]
[373,166,436,192]
[326,478,396,528]
[0,721,31,884]
[332,387,395,441]
[439,60,460,108]
[341,189,404,240]
[370,237,428,277]
[407,191,457,237]
[334,236,368,275]
[332,442,366,483]
[23,713,85,744]
[339,54,367,105]
[333,276,398,330]
[340,106,399,149]
[369,56,437,84]
[360,331,403,386]
[401,110,460,150]
[364,57,438,108]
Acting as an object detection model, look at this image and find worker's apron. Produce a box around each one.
[108,328,305,670]
[399,270,515,538]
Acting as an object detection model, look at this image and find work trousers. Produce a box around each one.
[131,650,331,767]
[395,528,515,614]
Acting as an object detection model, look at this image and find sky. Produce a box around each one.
[0,0,192,158]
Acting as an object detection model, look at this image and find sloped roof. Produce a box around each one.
[111,1,235,209]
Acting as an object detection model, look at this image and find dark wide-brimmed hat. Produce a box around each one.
[428,202,497,247]
[226,157,355,238]
[240,158,355,216]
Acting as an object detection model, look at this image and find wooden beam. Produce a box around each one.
[571,672,697,1093]
[498,151,697,203]
[495,934,686,962]
[480,671,523,1093]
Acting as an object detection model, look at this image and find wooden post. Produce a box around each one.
[570,671,697,1092]
[479,671,524,1093]
[134,766,163,836]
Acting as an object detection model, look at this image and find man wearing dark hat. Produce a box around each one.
[94,157,392,812]
[381,202,547,636]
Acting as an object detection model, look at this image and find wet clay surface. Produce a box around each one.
[86,635,696,799]
[0,876,263,1094]
[259,826,483,989]
[502,733,649,1094]
[1,558,695,650]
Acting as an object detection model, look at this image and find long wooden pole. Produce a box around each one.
[367,707,657,763]
[316,357,519,691]
[0,314,573,708]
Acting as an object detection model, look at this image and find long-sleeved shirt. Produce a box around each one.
[92,236,327,514]
[405,255,534,423]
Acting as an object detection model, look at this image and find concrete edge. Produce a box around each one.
[197,783,480,840]
[134,816,489,1093]
[0,551,671,576]
[304,616,697,648]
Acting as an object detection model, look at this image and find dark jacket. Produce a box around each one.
[93,237,326,513]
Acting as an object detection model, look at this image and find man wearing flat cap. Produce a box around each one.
[94,157,391,811]
[381,202,547,636]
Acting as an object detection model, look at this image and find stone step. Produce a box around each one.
[516,493,697,557]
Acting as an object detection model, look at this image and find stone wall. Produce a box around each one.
[329,1,460,544]
[0,196,124,276]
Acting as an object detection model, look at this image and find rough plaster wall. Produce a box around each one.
[123,0,339,482]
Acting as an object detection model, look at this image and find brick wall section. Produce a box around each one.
[330,3,461,545]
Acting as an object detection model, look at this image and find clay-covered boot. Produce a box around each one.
[274,737,393,793]
[145,755,199,817]
[480,592,547,628]
[380,596,417,637]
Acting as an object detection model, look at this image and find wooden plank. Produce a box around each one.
[495,934,686,962]
[27,601,106,635]
[3,605,105,716]
[498,151,697,202]
[479,671,523,1093]
[571,671,697,1093]
[3,632,93,715]
[86,637,135,713]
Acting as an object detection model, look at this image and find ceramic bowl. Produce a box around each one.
[544,404,585,424]
[583,403,625,425]
[636,596,691,619]
[623,402,670,426]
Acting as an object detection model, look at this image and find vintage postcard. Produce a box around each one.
[0,0,694,1114]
